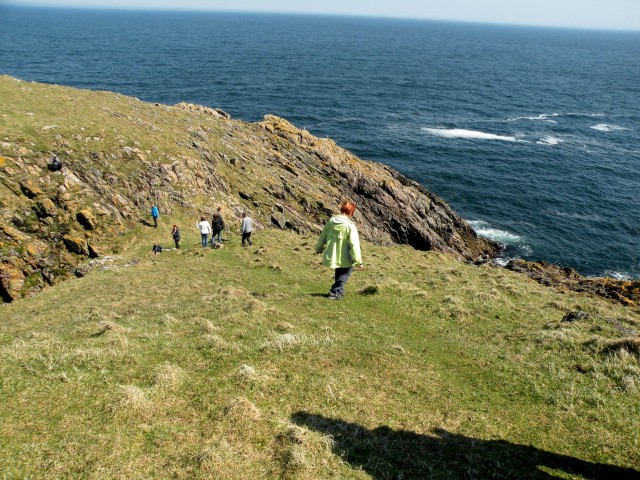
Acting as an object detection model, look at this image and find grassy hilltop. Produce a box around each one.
[0,77,639,478]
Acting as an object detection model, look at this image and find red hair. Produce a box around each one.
[340,201,356,216]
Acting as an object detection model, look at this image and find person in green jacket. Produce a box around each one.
[315,200,364,300]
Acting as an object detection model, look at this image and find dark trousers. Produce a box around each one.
[330,267,353,294]
[242,232,253,246]
[153,216,158,228]
[174,239,180,249]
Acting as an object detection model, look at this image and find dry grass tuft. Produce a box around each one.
[153,363,186,389]
[260,333,307,352]
[97,320,127,334]
[222,287,250,298]
[442,295,461,305]
[234,364,257,383]
[1,334,61,362]
[274,424,333,476]
[275,322,295,333]
[244,298,269,314]
[197,318,220,333]
[621,376,638,393]
[202,334,235,351]
[113,384,152,413]
[224,397,261,421]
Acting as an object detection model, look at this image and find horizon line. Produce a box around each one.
[3,2,640,33]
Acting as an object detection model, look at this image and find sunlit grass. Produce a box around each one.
[1,224,639,478]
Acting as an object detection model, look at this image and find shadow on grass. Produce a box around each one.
[291,412,640,480]
[139,218,154,227]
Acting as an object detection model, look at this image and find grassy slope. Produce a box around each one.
[1,218,639,479]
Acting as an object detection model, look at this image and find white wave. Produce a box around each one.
[600,271,633,281]
[536,136,562,145]
[423,128,518,142]
[567,112,606,118]
[493,257,512,267]
[468,221,522,244]
[507,113,558,123]
[591,123,628,132]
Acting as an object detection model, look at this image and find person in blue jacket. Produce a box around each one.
[151,204,159,228]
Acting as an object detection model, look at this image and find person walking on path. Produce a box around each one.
[215,207,225,242]
[171,224,181,249]
[151,204,159,228]
[197,216,211,247]
[241,212,253,247]
[212,211,224,244]
[315,201,363,300]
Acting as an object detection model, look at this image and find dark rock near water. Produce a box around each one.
[506,259,640,307]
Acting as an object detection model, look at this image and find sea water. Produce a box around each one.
[1,6,639,278]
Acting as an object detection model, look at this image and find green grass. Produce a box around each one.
[1,220,639,479]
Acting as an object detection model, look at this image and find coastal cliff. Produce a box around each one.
[0,76,498,301]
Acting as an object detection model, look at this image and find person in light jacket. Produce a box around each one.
[197,216,211,247]
[315,201,363,300]
[241,212,253,247]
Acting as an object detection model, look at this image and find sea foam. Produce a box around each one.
[591,123,628,132]
[507,113,558,123]
[423,128,517,142]
[600,271,633,281]
[468,220,522,244]
[537,136,562,145]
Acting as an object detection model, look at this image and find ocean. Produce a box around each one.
[1,6,639,278]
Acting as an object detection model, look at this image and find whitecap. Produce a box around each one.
[536,136,562,145]
[422,128,518,142]
[507,113,558,123]
[591,123,628,132]
[566,112,606,118]
[468,220,522,244]
[599,271,633,281]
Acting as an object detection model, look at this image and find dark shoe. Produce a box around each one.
[327,292,344,300]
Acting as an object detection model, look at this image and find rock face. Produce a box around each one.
[0,76,498,301]
[506,259,640,307]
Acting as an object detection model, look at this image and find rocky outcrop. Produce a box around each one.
[256,115,496,260]
[0,76,498,301]
[506,259,640,307]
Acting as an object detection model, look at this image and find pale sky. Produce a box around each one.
[4,0,640,31]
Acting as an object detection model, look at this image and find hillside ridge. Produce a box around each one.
[0,75,497,301]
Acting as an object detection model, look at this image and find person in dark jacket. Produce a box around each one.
[48,153,62,171]
[211,212,224,244]
[171,224,181,249]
